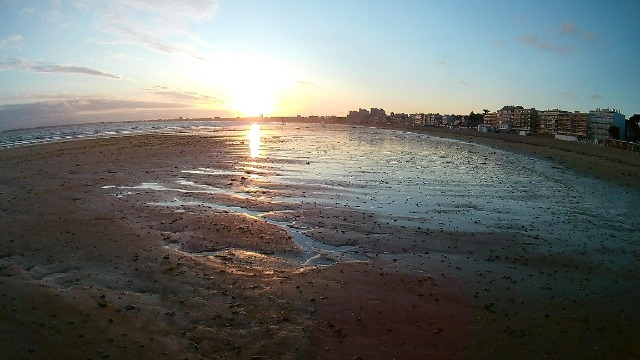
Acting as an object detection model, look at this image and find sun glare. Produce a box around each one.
[248,123,261,158]
[192,53,297,117]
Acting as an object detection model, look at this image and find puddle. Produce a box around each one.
[149,197,368,268]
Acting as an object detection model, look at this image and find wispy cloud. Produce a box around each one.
[459,80,470,86]
[99,15,206,60]
[114,0,219,21]
[590,94,603,100]
[0,58,121,79]
[519,35,570,54]
[0,98,207,131]
[92,0,218,60]
[0,35,23,49]
[518,21,594,55]
[140,85,222,104]
[435,60,446,65]
[297,80,314,86]
[561,91,576,99]
[561,22,594,42]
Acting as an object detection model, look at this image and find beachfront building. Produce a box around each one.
[370,108,386,123]
[424,113,443,126]
[347,108,370,122]
[497,106,516,128]
[389,112,412,126]
[538,109,568,135]
[512,107,538,133]
[588,108,626,141]
[412,113,426,126]
[557,111,588,138]
[482,111,498,127]
[442,114,458,126]
[482,106,527,132]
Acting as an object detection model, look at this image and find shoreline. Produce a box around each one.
[359,122,640,190]
[1,128,639,358]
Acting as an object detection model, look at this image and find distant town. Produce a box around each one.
[251,105,638,151]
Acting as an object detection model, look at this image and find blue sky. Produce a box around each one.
[0,0,638,130]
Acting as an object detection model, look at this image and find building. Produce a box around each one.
[538,109,568,135]
[483,111,498,127]
[588,108,626,141]
[512,107,538,132]
[557,111,588,138]
[483,106,527,132]
[412,113,425,126]
[496,106,516,129]
[370,108,386,123]
[424,113,443,126]
[442,114,457,126]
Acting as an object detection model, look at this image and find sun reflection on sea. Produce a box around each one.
[248,123,261,158]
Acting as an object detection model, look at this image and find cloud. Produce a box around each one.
[519,21,594,55]
[518,35,570,54]
[590,94,603,100]
[0,58,121,79]
[99,16,206,60]
[0,35,23,49]
[140,85,222,104]
[0,98,208,131]
[435,60,446,65]
[297,80,314,86]
[91,0,218,60]
[459,80,470,86]
[114,0,218,21]
[561,92,576,99]
[561,22,594,42]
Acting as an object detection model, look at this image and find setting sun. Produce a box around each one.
[230,87,277,118]
[191,53,298,117]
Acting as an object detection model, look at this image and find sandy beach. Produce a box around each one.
[1,127,639,359]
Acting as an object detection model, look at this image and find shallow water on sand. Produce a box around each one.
[224,123,639,244]
[9,120,638,251]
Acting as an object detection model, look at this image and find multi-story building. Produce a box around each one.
[557,111,588,138]
[496,106,516,128]
[369,108,386,124]
[588,108,626,141]
[442,114,457,126]
[483,106,529,132]
[538,109,568,135]
[412,113,425,126]
[347,108,370,122]
[424,113,443,126]
[483,111,498,128]
[512,107,538,132]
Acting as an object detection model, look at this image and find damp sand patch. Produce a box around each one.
[103,182,368,273]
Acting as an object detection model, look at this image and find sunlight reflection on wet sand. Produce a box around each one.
[248,123,261,158]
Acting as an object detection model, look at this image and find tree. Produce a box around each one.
[468,111,484,127]
[608,125,620,140]
[626,114,640,142]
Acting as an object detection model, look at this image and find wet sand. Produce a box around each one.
[381,125,640,191]
[1,131,639,359]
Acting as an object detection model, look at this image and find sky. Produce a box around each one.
[0,0,639,130]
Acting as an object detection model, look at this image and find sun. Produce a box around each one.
[191,53,297,117]
[229,86,277,118]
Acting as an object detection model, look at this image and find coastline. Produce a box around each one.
[364,123,640,191]
[1,128,638,358]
